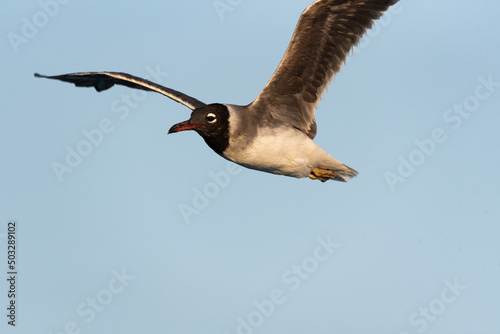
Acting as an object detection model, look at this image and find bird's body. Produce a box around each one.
[222,104,357,180]
[36,0,399,182]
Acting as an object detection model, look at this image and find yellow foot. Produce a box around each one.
[309,168,337,183]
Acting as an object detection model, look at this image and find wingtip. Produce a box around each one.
[34,73,45,78]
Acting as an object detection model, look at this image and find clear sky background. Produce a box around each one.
[1,0,499,333]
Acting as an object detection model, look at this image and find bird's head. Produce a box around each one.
[168,103,230,155]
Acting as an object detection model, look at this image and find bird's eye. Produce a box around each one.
[206,113,217,123]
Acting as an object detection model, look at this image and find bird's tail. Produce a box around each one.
[334,164,359,182]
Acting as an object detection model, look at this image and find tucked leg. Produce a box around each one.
[309,167,338,182]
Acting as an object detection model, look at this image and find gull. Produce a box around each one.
[36,0,399,182]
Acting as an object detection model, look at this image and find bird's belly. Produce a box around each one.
[223,128,331,178]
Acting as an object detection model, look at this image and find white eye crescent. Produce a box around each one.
[207,113,217,123]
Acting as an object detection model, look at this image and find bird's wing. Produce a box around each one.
[250,0,398,138]
[34,72,206,111]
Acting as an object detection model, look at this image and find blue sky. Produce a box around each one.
[1,0,499,333]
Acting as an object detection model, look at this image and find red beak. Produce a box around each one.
[168,120,203,134]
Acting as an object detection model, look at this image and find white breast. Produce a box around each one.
[223,125,334,178]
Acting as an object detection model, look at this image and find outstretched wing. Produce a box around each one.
[250,0,398,138]
[35,71,206,111]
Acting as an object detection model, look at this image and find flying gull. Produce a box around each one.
[36,0,399,182]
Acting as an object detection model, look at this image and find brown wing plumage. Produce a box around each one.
[250,0,399,138]
[35,72,206,111]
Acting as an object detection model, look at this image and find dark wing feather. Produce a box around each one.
[250,0,399,138]
[34,72,206,110]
